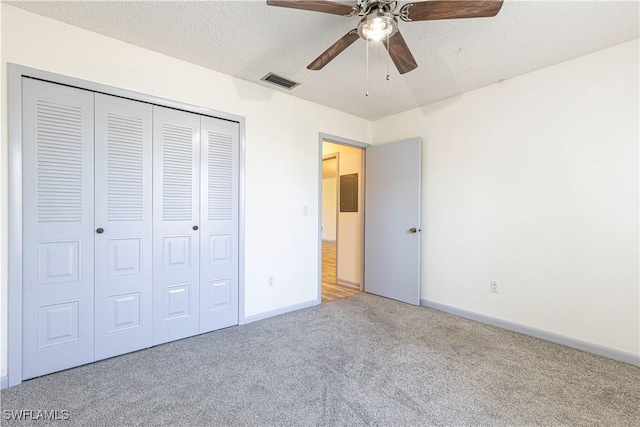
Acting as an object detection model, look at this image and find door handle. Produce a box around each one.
[408,227,420,234]
[96,228,104,234]
[192,225,199,231]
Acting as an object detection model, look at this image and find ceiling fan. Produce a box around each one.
[266,0,504,74]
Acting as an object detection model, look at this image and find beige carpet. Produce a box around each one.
[2,293,638,426]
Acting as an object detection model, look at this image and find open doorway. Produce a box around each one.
[321,140,364,303]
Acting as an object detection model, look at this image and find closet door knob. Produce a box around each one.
[96,228,104,234]
[192,225,199,231]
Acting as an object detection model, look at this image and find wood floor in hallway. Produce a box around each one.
[322,240,360,303]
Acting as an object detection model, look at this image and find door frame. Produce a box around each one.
[7,63,247,387]
[317,133,369,302]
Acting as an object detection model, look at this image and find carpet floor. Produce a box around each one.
[1,293,639,426]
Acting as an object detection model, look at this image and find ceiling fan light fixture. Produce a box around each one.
[358,12,397,42]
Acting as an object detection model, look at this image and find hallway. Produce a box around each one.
[321,241,360,303]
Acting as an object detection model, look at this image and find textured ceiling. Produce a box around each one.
[7,0,639,120]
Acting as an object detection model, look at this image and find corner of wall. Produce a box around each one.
[0,4,9,379]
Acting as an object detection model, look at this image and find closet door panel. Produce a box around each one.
[200,117,240,332]
[153,106,200,345]
[22,78,95,379]
[94,94,153,360]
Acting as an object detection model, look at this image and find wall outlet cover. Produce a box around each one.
[490,280,499,293]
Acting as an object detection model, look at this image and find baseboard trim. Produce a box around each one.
[337,278,360,289]
[0,376,8,390]
[420,299,640,367]
[242,298,320,324]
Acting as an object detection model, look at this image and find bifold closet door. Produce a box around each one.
[153,106,201,345]
[94,94,153,360]
[200,117,240,332]
[22,78,95,379]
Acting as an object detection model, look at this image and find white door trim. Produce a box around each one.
[317,133,369,302]
[7,63,247,387]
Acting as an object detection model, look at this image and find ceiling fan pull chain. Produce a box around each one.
[365,38,370,97]
[386,35,391,81]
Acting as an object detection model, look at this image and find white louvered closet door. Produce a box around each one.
[94,94,153,360]
[152,106,201,345]
[22,78,95,380]
[200,117,240,332]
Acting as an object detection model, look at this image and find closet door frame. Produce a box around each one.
[7,63,247,388]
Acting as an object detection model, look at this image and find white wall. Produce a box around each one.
[0,4,372,377]
[373,39,640,356]
[323,142,363,286]
[321,176,337,241]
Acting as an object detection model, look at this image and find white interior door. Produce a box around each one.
[364,138,421,305]
[94,94,153,360]
[199,117,240,332]
[22,78,95,379]
[152,106,201,345]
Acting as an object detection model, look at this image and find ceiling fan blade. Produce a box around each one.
[383,31,418,75]
[401,1,503,21]
[266,0,355,16]
[308,29,360,70]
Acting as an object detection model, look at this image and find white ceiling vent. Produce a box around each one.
[261,73,300,90]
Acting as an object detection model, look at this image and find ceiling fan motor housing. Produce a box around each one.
[357,10,399,41]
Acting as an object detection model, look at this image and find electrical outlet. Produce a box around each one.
[267,276,275,287]
[490,280,499,293]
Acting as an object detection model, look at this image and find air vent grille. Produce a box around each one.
[261,73,300,90]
